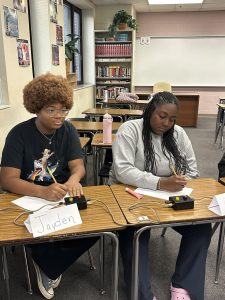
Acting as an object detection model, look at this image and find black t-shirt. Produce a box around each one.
[1,118,83,185]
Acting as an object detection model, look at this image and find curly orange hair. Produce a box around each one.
[23,73,73,113]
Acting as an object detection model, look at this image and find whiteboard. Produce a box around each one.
[134,37,225,87]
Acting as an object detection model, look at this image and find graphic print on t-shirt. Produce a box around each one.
[27,148,58,182]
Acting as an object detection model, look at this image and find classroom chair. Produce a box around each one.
[153,82,172,93]
[214,98,225,149]
[67,117,93,155]
[98,149,113,185]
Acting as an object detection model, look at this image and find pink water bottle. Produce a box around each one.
[103,113,113,144]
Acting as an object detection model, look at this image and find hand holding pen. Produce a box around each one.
[158,164,187,192]
[46,166,84,199]
[39,166,67,201]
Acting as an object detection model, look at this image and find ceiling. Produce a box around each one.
[90,0,225,12]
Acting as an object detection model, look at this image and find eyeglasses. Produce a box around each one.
[44,108,70,117]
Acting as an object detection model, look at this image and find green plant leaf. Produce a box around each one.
[65,33,80,61]
[108,10,138,36]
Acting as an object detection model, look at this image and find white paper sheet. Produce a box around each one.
[134,187,193,201]
[12,195,68,212]
[208,193,225,216]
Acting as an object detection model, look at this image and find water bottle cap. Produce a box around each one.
[103,113,112,119]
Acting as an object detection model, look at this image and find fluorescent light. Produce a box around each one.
[148,0,203,4]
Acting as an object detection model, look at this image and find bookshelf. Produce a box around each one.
[95,30,133,101]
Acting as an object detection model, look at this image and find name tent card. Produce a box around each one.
[208,193,225,216]
[29,204,82,237]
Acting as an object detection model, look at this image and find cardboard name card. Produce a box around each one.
[208,193,225,216]
[29,204,82,237]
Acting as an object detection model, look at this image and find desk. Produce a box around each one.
[0,185,126,300]
[97,99,134,110]
[91,133,116,185]
[82,108,143,122]
[110,178,225,300]
[72,121,122,134]
[175,94,199,127]
[136,93,199,127]
[97,99,150,111]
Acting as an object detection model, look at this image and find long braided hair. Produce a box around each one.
[142,92,189,174]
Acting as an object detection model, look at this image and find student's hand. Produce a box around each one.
[160,175,188,192]
[64,181,84,198]
[40,183,68,201]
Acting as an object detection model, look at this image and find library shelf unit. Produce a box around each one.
[95,30,133,101]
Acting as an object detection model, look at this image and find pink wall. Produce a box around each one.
[137,11,225,37]
[135,11,225,115]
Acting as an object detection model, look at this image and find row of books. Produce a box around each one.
[96,58,131,62]
[95,44,132,57]
[95,33,129,42]
[96,86,130,99]
[117,33,129,41]
[96,65,131,78]
[96,81,130,85]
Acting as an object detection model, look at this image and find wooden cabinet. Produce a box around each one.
[95,30,133,101]
[136,93,199,127]
[175,94,199,127]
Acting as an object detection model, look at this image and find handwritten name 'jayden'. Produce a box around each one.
[35,213,77,234]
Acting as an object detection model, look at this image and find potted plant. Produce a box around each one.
[65,33,79,74]
[108,10,138,37]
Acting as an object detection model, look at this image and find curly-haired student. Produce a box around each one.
[0,73,98,299]
[109,91,211,300]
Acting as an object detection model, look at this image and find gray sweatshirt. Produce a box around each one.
[108,118,199,189]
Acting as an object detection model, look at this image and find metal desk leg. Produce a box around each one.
[88,249,96,270]
[212,222,220,236]
[2,246,10,300]
[96,147,100,185]
[132,226,157,300]
[131,227,152,300]
[131,230,140,300]
[22,245,33,295]
[214,222,225,284]
[99,235,105,295]
[97,148,102,185]
[103,232,119,300]
[215,107,222,144]
[93,145,97,185]
[220,112,225,149]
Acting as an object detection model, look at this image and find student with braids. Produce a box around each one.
[109,92,211,300]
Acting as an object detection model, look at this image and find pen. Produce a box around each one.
[125,187,143,199]
[47,166,57,183]
[170,164,177,176]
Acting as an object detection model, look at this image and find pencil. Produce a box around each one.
[47,166,57,183]
[170,164,178,176]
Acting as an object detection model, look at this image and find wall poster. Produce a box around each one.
[3,6,19,37]
[56,25,63,46]
[17,39,30,66]
[49,0,57,24]
[52,45,59,65]
[13,0,26,13]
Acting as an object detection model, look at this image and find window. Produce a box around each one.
[63,1,82,83]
